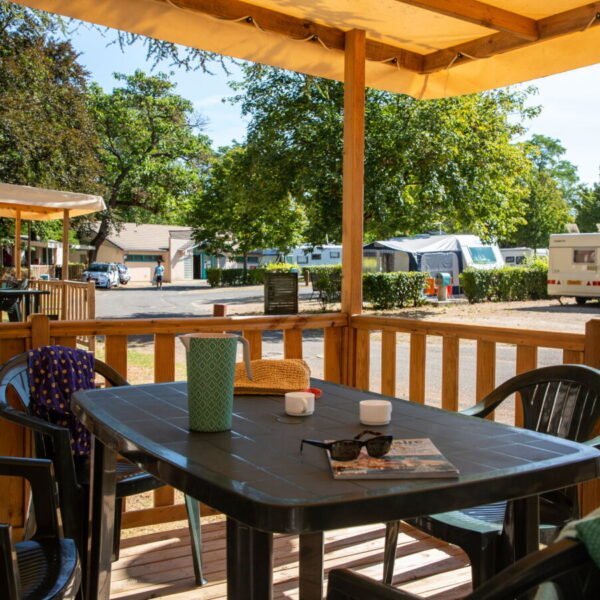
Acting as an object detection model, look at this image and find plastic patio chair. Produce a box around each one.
[0,351,206,586]
[0,456,81,599]
[327,536,600,599]
[383,364,600,588]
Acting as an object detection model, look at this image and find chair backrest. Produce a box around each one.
[0,293,21,312]
[0,350,128,414]
[475,365,600,443]
[0,350,129,538]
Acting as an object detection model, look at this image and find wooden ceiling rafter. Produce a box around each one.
[423,2,600,73]
[164,1,600,77]
[393,0,539,40]
[165,0,424,72]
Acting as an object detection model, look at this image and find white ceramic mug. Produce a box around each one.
[285,391,315,416]
[359,399,392,426]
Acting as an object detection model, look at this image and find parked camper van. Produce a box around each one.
[500,247,548,266]
[363,234,503,288]
[292,245,342,267]
[548,233,600,304]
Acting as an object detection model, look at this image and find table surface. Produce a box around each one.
[72,380,600,534]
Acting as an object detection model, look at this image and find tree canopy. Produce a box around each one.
[229,66,538,244]
[87,70,213,258]
[191,145,306,271]
[0,1,101,240]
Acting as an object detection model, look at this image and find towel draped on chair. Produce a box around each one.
[28,346,95,457]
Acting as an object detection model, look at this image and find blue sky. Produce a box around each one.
[69,26,600,185]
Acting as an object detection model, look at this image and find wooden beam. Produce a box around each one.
[423,3,600,73]
[394,0,538,40]
[15,210,21,280]
[0,202,59,215]
[62,209,69,281]
[341,29,365,317]
[164,0,423,72]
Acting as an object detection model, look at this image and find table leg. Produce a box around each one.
[299,532,324,600]
[86,437,117,600]
[503,495,540,570]
[226,517,273,600]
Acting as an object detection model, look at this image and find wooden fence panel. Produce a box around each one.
[355,329,370,392]
[476,340,496,408]
[324,327,343,384]
[381,331,396,397]
[409,333,426,404]
[441,336,459,412]
[284,329,303,359]
[105,335,128,381]
[243,330,263,360]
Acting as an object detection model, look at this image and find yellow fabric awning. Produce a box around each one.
[0,183,106,221]
[13,1,600,98]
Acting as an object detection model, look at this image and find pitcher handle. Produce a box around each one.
[238,336,253,380]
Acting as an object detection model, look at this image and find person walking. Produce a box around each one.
[153,260,165,289]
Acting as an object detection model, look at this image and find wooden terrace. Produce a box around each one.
[112,519,470,599]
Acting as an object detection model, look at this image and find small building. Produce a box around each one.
[94,223,213,283]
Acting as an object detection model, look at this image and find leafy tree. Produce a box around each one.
[575,183,600,233]
[0,1,101,240]
[191,145,307,274]
[504,136,575,248]
[230,66,536,244]
[87,71,213,258]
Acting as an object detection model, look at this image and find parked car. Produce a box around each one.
[116,263,131,285]
[82,262,120,289]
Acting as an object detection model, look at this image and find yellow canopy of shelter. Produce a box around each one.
[13,0,600,99]
[0,183,106,280]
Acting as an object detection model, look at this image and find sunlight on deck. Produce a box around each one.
[111,519,471,599]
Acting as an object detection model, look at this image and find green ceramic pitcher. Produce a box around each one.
[179,333,253,432]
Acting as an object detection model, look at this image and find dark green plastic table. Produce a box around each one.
[72,380,600,600]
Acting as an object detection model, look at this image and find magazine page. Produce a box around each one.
[329,438,459,480]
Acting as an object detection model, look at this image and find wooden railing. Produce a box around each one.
[30,279,95,322]
[0,312,598,534]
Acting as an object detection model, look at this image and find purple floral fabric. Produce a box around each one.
[28,345,95,457]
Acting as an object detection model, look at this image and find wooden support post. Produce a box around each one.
[341,29,366,386]
[15,210,21,280]
[213,304,228,317]
[515,345,537,427]
[381,331,397,397]
[29,313,51,349]
[62,209,69,281]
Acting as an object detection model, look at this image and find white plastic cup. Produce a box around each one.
[359,400,392,426]
[285,391,315,416]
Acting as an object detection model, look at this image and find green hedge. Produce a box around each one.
[206,268,265,287]
[460,265,549,304]
[307,265,342,309]
[363,272,429,309]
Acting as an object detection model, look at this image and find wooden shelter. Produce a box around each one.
[14,0,600,376]
[0,183,105,280]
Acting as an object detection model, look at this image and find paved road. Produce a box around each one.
[96,283,583,425]
[96,282,315,319]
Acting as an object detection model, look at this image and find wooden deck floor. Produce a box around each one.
[111,519,472,599]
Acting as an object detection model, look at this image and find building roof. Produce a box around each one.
[104,223,192,252]
[15,1,600,100]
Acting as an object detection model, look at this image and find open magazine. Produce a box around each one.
[328,438,459,480]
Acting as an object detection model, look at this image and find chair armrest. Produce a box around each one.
[0,457,60,539]
[0,406,68,436]
[460,402,490,418]
[327,569,422,600]
[584,435,600,450]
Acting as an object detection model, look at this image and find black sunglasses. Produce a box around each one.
[300,430,393,461]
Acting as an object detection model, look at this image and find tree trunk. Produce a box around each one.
[89,215,110,263]
[243,252,248,284]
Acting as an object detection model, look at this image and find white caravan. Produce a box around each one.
[547,233,600,304]
[500,247,548,266]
